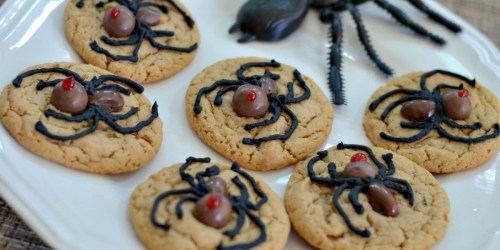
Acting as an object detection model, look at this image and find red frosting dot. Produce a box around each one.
[350,153,367,162]
[246,91,257,102]
[458,89,469,98]
[61,76,76,91]
[206,194,221,209]
[110,7,120,19]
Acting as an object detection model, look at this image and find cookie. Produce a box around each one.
[65,0,200,83]
[364,70,500,173]
[285,142,450,249]
[129,157,290,250]
[186,57,334,171]
[0,62,162,174]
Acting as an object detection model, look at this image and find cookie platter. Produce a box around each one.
[0,0,499,249]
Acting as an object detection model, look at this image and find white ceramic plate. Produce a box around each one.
[0,0,499,249]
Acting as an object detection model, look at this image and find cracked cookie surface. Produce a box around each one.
[285,145,450,250]
[129,160,290,250]
[364,72,500,173]
[64,0,200,83]
[185,57,334,171]
[0,62,162,174]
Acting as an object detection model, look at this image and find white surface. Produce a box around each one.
[0,0,499,249]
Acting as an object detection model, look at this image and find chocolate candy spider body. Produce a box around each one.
[230,0,462,105]
[150,157,269,250]
[12,67,158,141]
[76,0,197,62]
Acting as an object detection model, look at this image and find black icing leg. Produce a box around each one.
[369,89,421,110]
[333,183,370,237]
[244,102,281,131]
[407,0,462,32]
[380,123,434,142]
[35,116,100,141]
[348,185,365,213]
[99,102,159,134]
[372,0,445,45]
[435,124,500,143]
[347,2,393,76]
[150,188,196,230]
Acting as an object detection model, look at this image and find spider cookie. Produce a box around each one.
[285,142,450,249]
[186,57,334,171]
[0,63,162,174]
[129,157,290,250]
[364,70,500,173]
[65,0,200,83]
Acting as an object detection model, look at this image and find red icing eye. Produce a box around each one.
[61,76,76,90]
[110,7,120,19]
[206,194,221,209]
[246,91,257,102]
[458,89,469,98]
[350,153,367,162]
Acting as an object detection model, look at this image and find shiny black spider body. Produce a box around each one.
[12,67,158,141]
[230,0,461,105]
[76,0,197,62]
[193,60,311,146]
[369,70,500,143]
[308,142,414,237]
[150,157,268,250]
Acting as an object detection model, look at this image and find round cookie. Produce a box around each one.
[186,57,334,171]
[364,70,500,173]
[0,62,162,174]
[65,0,200,83]
[285,143,450,250]
[129,157,290,250]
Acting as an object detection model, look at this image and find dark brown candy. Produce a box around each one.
[89,90,124,112]
[258,77,278,95]
[193,192,232,228]
[232,84,269,118]
[442,89,472,120]
[342,161,377,179]
[205,177,228,195]
[136,7,161,26]
[366,183,398,217]
[50,76,88,115]
[103,6,136,37]
[400,100,436,122]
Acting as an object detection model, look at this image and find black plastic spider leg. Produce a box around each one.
[372,0,445,45]
[327,12,345,105]
[421,70,475,91]
[105,107,138,120]
[165,0,195,28]
[380,123,434,143]
[100,33,140,46]
[219,208,267,250]
[400,121,430,129]
[35,115,100,141]
[348,185,365,214]
[231,163,268,209]
[333,183,371,237]
[307,151,338,185]
[407,0,462,32]
[243,102,280,131]
[151,188,197,230]
[382,177,414,205]
[99,102,159,134]
[43,107,96,122]
[13,67,87,88]
[382,153,396,176]
[214,85,243,106]
[435,123,500,143]
[139,2,168,13]
[380,95,433,120]
[442,117,481,130]
[179,157,212,189]
[336,142,388,175]
[92,75,144,94]
[194,79,247,114]
[242,100,298,145]
[175,195,199,219]
[236,60,281,82]
[286,70,311,103]
[369,89,421,111]
[346,2,393,76]
[36,79,60,90]
[222,205,245,237]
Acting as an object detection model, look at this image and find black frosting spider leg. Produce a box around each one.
[236,60,281,82]
[420,70,476,89]
[244,101,281,131]
[219,208,266,250]
[91,74,145,94]
[435,123,500,143]
[43,106,97,122]
[380,124,434,142]
[98,102,159,134]
[194,79,248,113]
[13,68,86,88]
[150,188,198,230]
[90,29,145,62]
[285,70,311,103]
[333,182,371,237]
[35,115,101,141]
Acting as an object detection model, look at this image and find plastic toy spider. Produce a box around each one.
[75,0,197,62]
[229,0,461,105]
[308,142,414,237]
[369,70,500,143]
[150,157,268,250]
[193,59,311,146]
[12,67,159,141]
